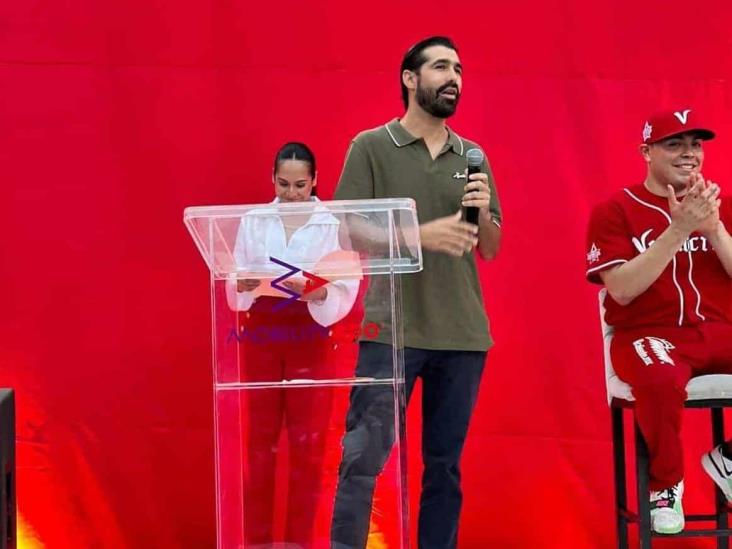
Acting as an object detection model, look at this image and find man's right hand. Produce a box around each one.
[237,279,261,292]
[668,176,719,236]
[419,211,479,257]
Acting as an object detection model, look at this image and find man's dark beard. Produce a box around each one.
[416,80,460,118]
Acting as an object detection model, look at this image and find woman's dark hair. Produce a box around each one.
[274,142,317,195]
[400,36,458,109]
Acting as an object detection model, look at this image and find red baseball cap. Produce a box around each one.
[642,109,715,144]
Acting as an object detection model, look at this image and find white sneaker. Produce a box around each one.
[650,480,684,534]
[702,444,732,501]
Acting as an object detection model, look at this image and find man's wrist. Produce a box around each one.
[479,209,499,228]
[418,223,435,249]
[668,221,693,242]
[703,220,727,245]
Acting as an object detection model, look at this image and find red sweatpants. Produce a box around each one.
[239,297,335,547]
[611,321,732,491]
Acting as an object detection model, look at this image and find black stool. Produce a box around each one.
[611,387,732,548]
[598,289,732,548]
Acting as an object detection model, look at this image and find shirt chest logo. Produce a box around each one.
[452,171,466,179]
[631,228,710,253]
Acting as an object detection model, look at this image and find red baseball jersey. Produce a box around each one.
[586,183,732,329]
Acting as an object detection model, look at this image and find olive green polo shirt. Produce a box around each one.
[335,118,502,352]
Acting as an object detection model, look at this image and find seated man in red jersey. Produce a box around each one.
[586,108,732,534]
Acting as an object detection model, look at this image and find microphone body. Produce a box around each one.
[462,148,484,226]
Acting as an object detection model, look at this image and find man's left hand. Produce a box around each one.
[462,172,492,215]
[692,173,722,237]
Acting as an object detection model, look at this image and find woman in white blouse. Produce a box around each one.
[229,143,358,547]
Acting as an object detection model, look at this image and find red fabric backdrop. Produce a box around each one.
[3,1,732,547]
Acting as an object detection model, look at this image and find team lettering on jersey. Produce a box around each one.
[631,228,710,254]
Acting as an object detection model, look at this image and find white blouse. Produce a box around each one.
[226,197,359,327]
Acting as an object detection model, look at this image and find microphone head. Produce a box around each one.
[466,148,484,168]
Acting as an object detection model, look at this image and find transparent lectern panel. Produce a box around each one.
[185,199,419,549]
[183,198,422,279]
[215,379,407,548]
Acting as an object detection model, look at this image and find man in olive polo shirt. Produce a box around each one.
[330,36,502,549]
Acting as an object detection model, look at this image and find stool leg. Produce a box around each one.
[712,407,729,549]
[635,418,652,549]
[612,406,629,549]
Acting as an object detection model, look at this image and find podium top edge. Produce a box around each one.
[183,198,417,220]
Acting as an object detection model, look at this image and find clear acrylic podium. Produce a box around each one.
[184,198,422,549]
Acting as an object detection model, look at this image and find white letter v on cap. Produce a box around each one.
[674,109,691,124]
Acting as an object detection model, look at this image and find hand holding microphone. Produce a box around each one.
[461,148,492,226]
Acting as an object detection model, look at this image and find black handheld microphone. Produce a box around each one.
[462,148,484,226]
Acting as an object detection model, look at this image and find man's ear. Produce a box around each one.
[402,70,417,92]
[639,143,651,162]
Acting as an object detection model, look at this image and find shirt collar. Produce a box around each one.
[446,126,465,156]
[384,118,465,156]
